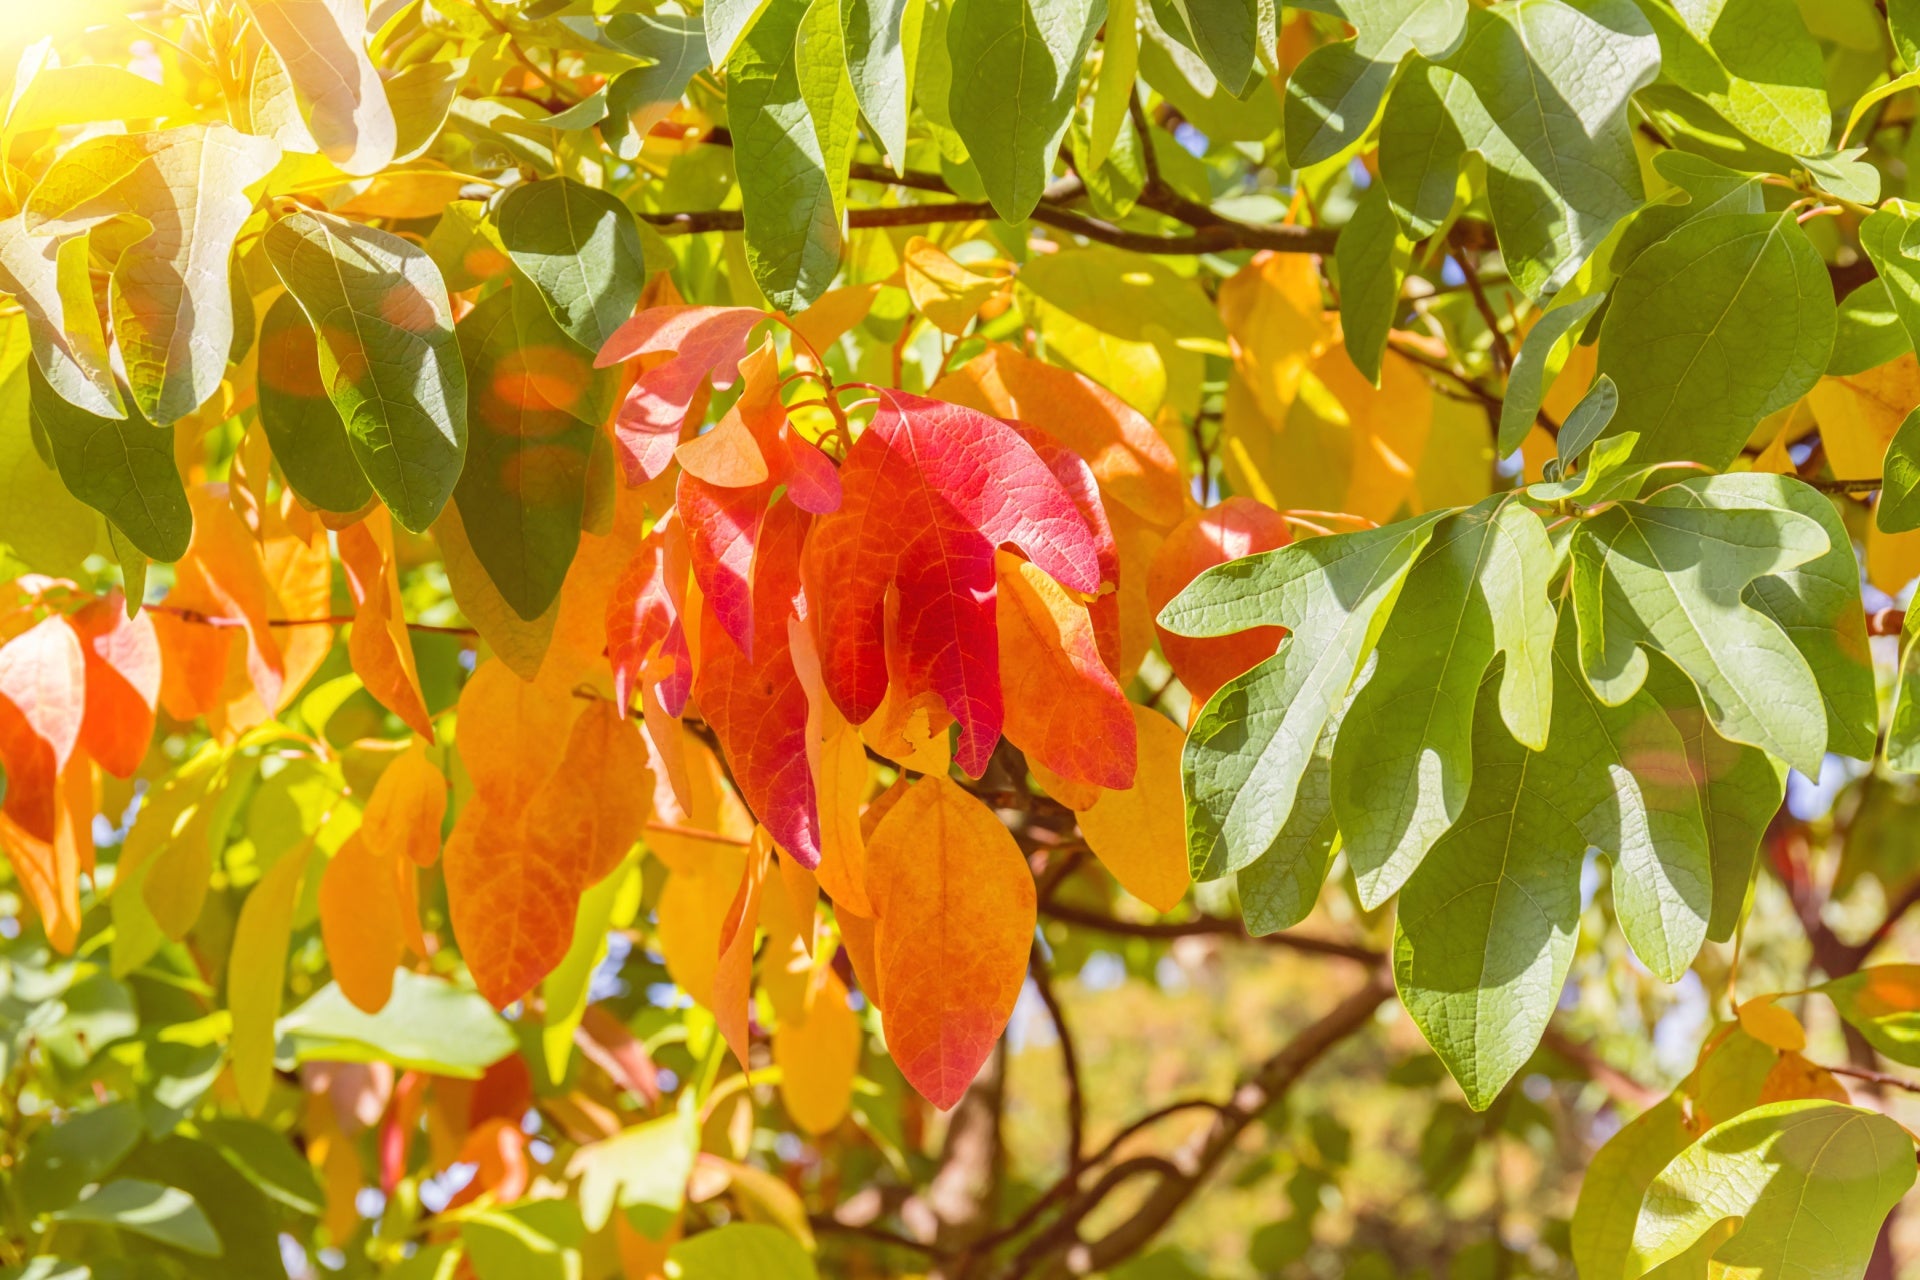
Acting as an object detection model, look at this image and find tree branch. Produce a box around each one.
[1027,949,1086,1169]
[146,602,479,638]
[1037,899,1383,966]
[993,969,1394,1279]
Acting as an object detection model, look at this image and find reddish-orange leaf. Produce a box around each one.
[360,740,448,867]
[606,513,692,716]
[837,907,882,1010]
[994,552,1135,790]
[1014,421,1124,675]
[151,606,230,721]
[339,509,435,740]
[934,342,1187,528]
[0,614,86,839]
[867,776,1036,1109]
[593,305,769,483]
[804,389,1102,776]
[527,698,655,886]
[69,593,159,778]
[1146,497,1292,706]
[319,833,407,1014]
[714,837,770,1067]
[178,488,286,712]
[0,748,90,952]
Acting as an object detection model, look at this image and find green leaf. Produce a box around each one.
[729,0,845,311]
[255,292,372,514]
[1333,182,1409,384]
[27,360,190,562]
[1569,476,1831,774]
[1554,375,1618,469]
[24,124,280,425]
[1799,148,1880,204]
[1571,1026,1780,1280]
[1086,0,1137,169]
[1817,966,1920,1066]
[1157,0,1262,93]
[1858,200,1920,357]
[843,0,921,170]
[387,58,468,162]
[1597,213,1834,469]
[452,285,605,620]
[1163,512,1446,881]
[0,217,121,419]
[668,1223,819,1280]
[20,1101,141,1215]
[1831,279,1911,376]
[263,208,469,533]
[51,1180,221,1257]
[1649,472,1877,761]
[1885,407,1920,538]
[1333,496,1557,907]
[461,1201,584,1280]
[570,1105,699,1234]
[1895,0,1920,71]
[196,1118,325,1216]
[797,0,861,221]
[1377,58,1467,237]
[708,0,777,66]
[947,0,1107,222]
[238,0,396,175]
[275,970,516,1078]
[1628,1101,1915,1279]
[496,178,646,353]
[1394,619,1711,1109]
[1497,293,1603,455]
[1636,0,1829,157]
[0,334,104,577]
[1236,682,1348,935]
[1433,0,1659,298]
[1640,659,1785,941]
[1137,11,1282,142]
[1285,0,1466,168]
[594,14,707,159]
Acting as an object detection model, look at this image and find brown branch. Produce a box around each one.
[1540,1026,1662,1111]
[810,1216,946,1258]
[1822,1063,1920,1095]
[1870,608,1907,638]
[1804,477,1885,494]
[1037,899,1383,966]
[145,602,479,638]
[992,969,1395,1279]
[1027,949,1085,1168]
[1450,229,1514,374]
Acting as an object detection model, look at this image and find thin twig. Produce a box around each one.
[1823,1063,1920,1095]
[1027,950,1086,1168]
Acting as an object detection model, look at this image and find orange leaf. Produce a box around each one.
[1075,705,1192,912]
[1146,497,1292,706]
[933,342,1187,528]
[69,593,160,778]
[1758,1051,1851,1105]
[527,698,655,886]
[178,487,287,713]
[361,740,448,867]
[995,551,1135,790]
[867,776,1036,1108]
[837,907,882,1010]
[789,611,871,916]
[319,833,407,1014]
[714,836,770,1067]
[0,614,86,838]
[339,508,434,740]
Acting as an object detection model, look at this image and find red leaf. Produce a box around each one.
[594,306,769,484]
[694,503,820,866]
[69,593,160,779]
[804,389,1102,775]
[0,615,86,839]
[1012,421,1122,675]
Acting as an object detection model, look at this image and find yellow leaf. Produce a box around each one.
[787,281,882,357]
[903,236,1008,335]
[1807,354,1920,480]
[789,613,873,917]
[1868,518,1920,595]
[1736,996,1807,1053]
[773,966,860,1135]
[231,837,315,1115]
[1076,704,1193,913]
[656,845,750,1011]
[1218,249,1333,426]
